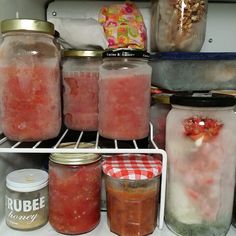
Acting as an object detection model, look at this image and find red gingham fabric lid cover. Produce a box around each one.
[102,154,162,180]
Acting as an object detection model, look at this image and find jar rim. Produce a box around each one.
[1,19,55,35]
[6,169,48,192]
[50,142,101,165]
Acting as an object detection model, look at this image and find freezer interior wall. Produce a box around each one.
[0,0,236,223]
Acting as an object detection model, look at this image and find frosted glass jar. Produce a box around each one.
[150,93,172,149]
[151,0,208,52]
[62,50,103,131]
[0,19,61,141]
[165,94,236,236]
[5,169,48,230]
[49,143,101,235]
[99,50,152,140]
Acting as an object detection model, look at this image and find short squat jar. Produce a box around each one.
[0,19,61,141]
[62,50,103,131]
[151,0,208,51]
[49,143,101,235]
[5,169,48,230]
[165,94,236,236]
[99,50,152,140]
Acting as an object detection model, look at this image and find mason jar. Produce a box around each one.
[103,154,162,236]
[62,50,103,131]
[150,93,172,149]
[5,169,48,230]
[151,0,208,52]
[99,50,152,140]
[165,94,236,236]
[0,19,61,141]
[49,142,101,235]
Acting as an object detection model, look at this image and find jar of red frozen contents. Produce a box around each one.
[62,50,103,131]
[99,50,152,140]
[0,19,61,141]
[150,93,172,149]
[49,142,101,235]
[103,154,162,236]
[165,94,236,236]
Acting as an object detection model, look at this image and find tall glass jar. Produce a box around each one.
[0,19,61,141]
[62,50,103,131]
[5,169,48,230]
[151,0,208,52]
[99,50,152,140]
[49,142,101,235]
[165,94,236,236]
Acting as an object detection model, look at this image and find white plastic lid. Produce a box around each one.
[6,169,48,192]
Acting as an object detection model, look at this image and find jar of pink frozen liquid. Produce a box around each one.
[165,94,236,236]
[62,50,103,131]
[98,50,152,140]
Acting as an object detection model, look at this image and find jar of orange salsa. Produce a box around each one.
[99,50,151,140]
[0,19,61,141]
[103,154,162,236]
[49,143,101,235]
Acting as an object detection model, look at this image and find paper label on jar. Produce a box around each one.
[6,195,46,226]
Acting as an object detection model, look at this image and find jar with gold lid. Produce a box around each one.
[5,169,48,230]
[62,50,103,131]
[49,142,101,235]
[0,19,61,141]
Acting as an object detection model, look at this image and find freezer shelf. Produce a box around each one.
[0,213,236,236]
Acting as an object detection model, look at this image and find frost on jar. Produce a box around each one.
[0,66,61,141]
[98,75,150,140]
[165,112,236,236]
[63,72,99,131]
[49,162,101,235]
[152,0,208,51]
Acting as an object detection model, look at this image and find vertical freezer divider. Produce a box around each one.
[133,140,138,149]
[11,141,21,148]
[32,141,42,149]
[0,137,7,145]
[53,129,68,148]
[95,131,99,149]
[75,131,84,148]
[114,140,118,149]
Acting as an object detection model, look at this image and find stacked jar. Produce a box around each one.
[151,0,208,51]
[0,19,61,141]
[62,50,103,131]
[165,94,236,236]
[99,50,152,140]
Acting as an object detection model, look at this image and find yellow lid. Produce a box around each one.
[63,50,104,58]
[50,142,101,165]
[1,19,55,35]
[211,90,236,97]
[152,93,171,105]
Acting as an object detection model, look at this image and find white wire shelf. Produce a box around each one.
[0,123,167,230]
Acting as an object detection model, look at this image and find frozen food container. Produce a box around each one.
[150,52,236,91]
[165,93,236,236]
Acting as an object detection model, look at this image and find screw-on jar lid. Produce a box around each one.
[63,50,104,58]
[170,93,236,107]
[50,142,101,165]
[1,19,55,35]
[103,49,149,59]
[6,169,48,192]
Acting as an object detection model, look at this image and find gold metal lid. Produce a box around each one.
[211,90,236,96]
[63,50,104,58]
[50,142,101,165]
[1,19,55,35]
[152,93,172,105]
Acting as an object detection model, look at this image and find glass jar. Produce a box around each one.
[165,94,236,236]
[151,0,208,52]
[150,93,172,149]
[62,50,103,131]
[99,50,152,140]
[5,169,48,230]
[49,142,101,235]
[0,19,61,141]
[103,154,162,236]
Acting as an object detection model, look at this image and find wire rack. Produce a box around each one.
[0,123,167,230]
